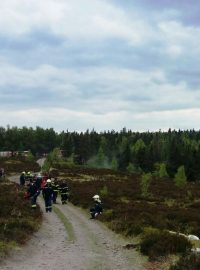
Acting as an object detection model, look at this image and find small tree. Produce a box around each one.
[174,165,187,188]
[26,151,35,162]
[111,157,118,170]
[159,163,169,178]
[68,153,75,164]
[140,173,152,198]
[96,146,107,167]
[42,159,51,173]
[127,162,136,173]
[51,147,61,162]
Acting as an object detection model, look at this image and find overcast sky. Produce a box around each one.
[0,0,200,132]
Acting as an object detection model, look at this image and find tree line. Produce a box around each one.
[1,126,200,181]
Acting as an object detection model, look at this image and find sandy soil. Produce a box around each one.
[0,173,146,270]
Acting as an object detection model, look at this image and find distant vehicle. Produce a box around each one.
[0,150,30,158]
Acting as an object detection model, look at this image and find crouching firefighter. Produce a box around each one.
[42,179,53,212]
[90,195,103,219]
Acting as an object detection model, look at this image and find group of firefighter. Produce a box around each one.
[20,171,69,213]
[19,171,103,218]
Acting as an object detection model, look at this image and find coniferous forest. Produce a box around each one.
[1,126,200,181]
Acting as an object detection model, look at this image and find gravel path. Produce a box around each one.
[0,174,146,270]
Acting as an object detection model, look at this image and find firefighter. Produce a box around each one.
[42,179,53,212]
[27,180,40,209]
[90,195,103,219]
[41,174,48,190]
[25,171,33,183]
[35,173,43,190]
[20,171,26,186]
[51,179,60,204]
[59,181,69,205]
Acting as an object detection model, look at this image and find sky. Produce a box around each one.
[0,0,200,133]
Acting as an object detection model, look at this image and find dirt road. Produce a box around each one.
[1,174,145,270]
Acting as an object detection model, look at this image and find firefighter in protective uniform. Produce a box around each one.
[51,179,60,204]
[27,180,40,208]
[42,179,53,212]
[59,181,69,204]
[90,195,103,219]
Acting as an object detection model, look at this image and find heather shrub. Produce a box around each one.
[102,209,113,221]
[0,157,40,174]
[140,230,192,260]
[0,182,42,256]
[170,252,200,270]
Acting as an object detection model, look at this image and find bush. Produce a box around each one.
[0,182,42,249]
[170,252,200,270]
[140,230,192,260]
[99,185,108,198]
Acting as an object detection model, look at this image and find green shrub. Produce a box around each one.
[99,185,108,197]
[102,209,113,221]
[140,230,192,260]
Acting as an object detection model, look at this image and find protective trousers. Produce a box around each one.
[44,197,52,212]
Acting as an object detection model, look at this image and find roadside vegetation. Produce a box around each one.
[0,156,40,176]
[0,157,42,260]
[0,182,42,259]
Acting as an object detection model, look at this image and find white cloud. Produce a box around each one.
[0,0,153,45]
[1,107,200,132]
[131,108,200,131]
[158,20,200,57]
[0,1,200,131]
[0,63,199,116]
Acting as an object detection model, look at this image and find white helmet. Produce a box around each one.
[93,195,100,200]
[47,179,51,183]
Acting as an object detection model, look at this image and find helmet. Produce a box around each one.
[22,171,25,174]
[93,195,100,200]
[47,179,51,183]
[27,171,30,175]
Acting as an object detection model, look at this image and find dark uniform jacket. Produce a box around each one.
[42,185,53,199]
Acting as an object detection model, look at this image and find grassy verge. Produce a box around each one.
[53,205,75,241]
